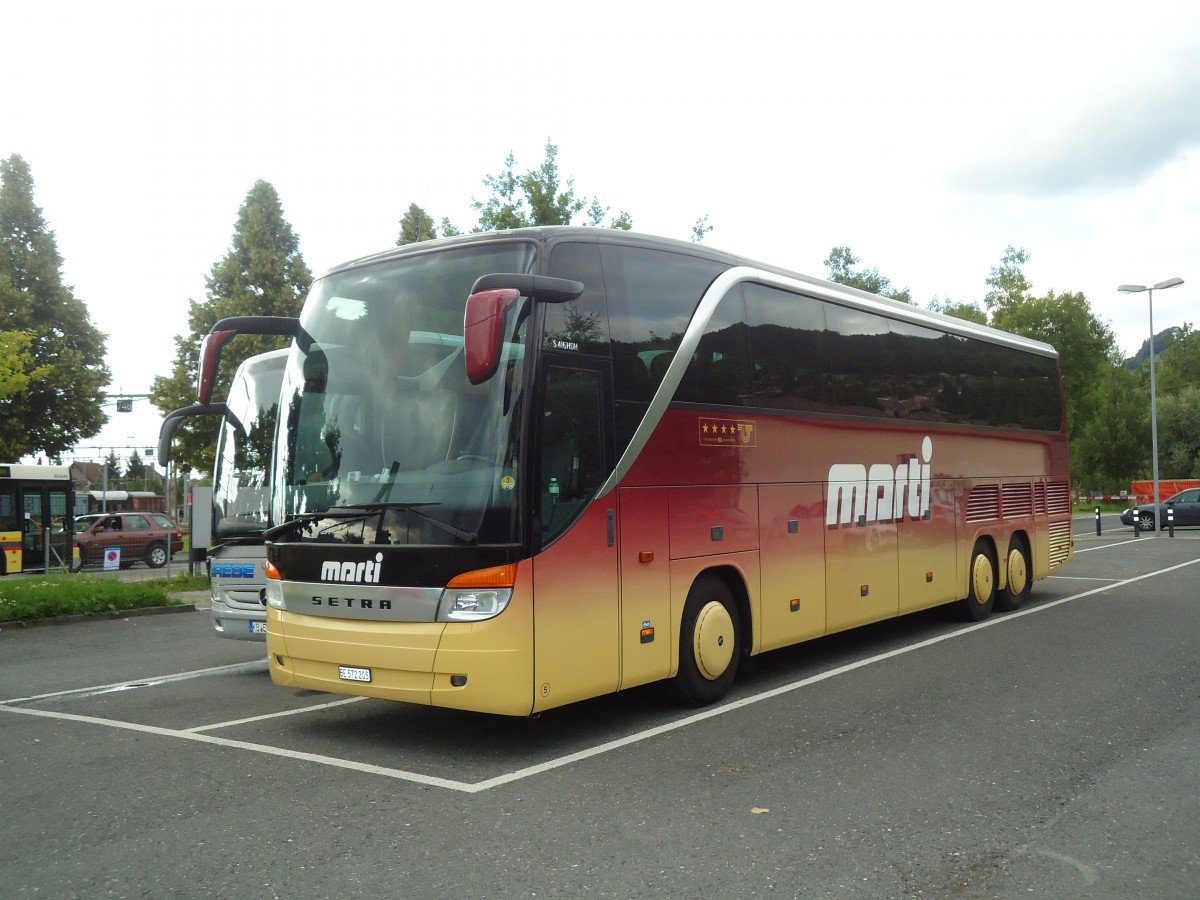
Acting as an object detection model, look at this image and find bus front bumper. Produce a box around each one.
[265,604,534,716]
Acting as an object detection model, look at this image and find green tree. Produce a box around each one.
[396,203,438,245]
[0,154,111,459]
[927,297,988,325]
[126,448,147,481]
[1071,365,1150,491]
[151,181,311,474]
[984,246,1032,310]
[103,450,123,484]
[471,141,633,232]
[691,215,713,244]
[1155,386,1200,478]
[1150,323,1200,397]
[823,246,913,304]
[0,329,48,400]
[608,211,633,231]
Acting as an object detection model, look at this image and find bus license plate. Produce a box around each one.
[338,666,372,683]
[249,621,266,635]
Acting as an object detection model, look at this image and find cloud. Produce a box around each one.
[951,48,1200,196]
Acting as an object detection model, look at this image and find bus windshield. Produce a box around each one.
[213,350,286,542]
[271,241,536,546]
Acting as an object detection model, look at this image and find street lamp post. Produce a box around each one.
[1118,277,1185,533]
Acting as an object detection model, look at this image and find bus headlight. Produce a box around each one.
[438,588,511,622]
[264,579,285,610]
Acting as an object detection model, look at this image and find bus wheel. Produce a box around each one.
[958,540,996,622]
[996,536,1031,612]
[670,575,740,706]
[144,542,168,569]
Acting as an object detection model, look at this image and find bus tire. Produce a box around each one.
[996,535,1031,612]
[958,539,996,622]
[670,574,740,707]
[144,542,168,569]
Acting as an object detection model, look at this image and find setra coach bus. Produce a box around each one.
[204,227,1073,716]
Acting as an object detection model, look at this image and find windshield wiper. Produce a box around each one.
[264,503,477,545]
[262,507,385,541]
[361,502,477,545]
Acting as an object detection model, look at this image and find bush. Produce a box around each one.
[0,573,208,624]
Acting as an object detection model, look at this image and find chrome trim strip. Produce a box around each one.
[280,582,443,622]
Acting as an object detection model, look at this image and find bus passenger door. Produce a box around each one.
[21,488,44,569]
[532,362,620,712]
[1,482,17,574]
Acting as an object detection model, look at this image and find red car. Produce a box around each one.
[72,512,184,570]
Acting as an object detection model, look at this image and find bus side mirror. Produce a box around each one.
[464,288,520,385]
[463,274,584,385]
[197,330,237,404]
[196,315,302,404]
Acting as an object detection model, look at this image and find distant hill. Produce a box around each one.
[1126,326,1181,369]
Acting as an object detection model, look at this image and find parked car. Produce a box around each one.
[1120,488,1200,530]
[72,512,184,570]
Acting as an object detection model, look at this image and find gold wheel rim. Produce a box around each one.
[972,553,994,605]
[693,600,735,681]
[1007,548,1027,597]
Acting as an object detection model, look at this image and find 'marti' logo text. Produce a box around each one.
[826,436,933,527]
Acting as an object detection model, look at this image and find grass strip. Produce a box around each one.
[0,573,209,624]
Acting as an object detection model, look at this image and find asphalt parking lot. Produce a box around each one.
[2,514,1198,898]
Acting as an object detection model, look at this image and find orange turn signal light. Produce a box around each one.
[447,563,519,589]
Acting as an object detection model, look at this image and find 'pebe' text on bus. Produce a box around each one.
[826,437,933,527]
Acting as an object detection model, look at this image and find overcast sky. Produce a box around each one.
[4,0,1198,465]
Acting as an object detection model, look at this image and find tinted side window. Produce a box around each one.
[824,303,895,417]
[600,245,727,454]
[677,285,753,406]
[889,319,949,424]
[546,242,610,356]
[744,283,832,413]
[603,245,728,403]
[1002,348,1062,431]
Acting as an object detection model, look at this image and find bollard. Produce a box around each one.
[1095,506,1102,536]
[1168,503,1175,538]
[1134,513,1141,537]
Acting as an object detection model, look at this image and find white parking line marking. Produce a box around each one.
[4,555,1199,793]
[1,660,269,706]
[0,705,472,792]
[185,696,367,732]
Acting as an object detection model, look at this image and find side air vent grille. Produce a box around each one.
[966,485,1001,524]
[1046,482,1071,515]
[1048,521,1072,569]
[1002,483,1034,519]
